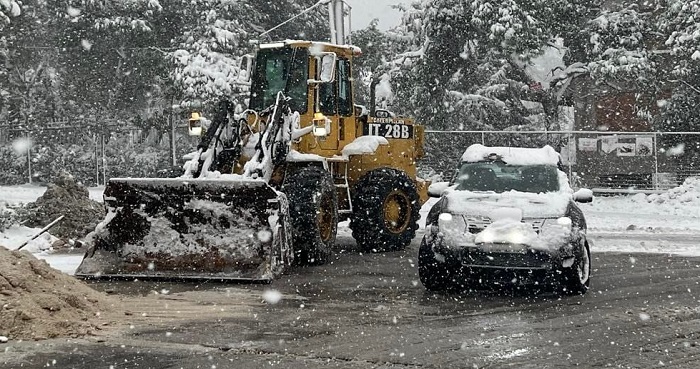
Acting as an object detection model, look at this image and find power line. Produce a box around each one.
[10,45,178,51]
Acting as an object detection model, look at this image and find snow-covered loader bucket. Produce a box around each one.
[75,178,293,282]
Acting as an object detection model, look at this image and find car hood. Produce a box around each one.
[443,189,570,219]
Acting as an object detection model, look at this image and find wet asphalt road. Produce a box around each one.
[3,231,700,369]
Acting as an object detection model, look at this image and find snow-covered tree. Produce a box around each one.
[170,1,254,107]
[584,5,657,85]
[56,0,167,116]
[350,19,398,107]
[0,0,20,27]
[516,1,661,132]
[384,0,547,130]
[656,0,700,166]
[170,0,327,107]
[0,1,64,125]
[661,0,700,76]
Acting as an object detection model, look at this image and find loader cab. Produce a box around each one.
[248,41,360,156]
[249,46,310,114]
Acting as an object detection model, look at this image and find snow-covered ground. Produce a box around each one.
[1,178,700,276]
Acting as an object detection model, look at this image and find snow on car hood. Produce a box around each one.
[443,188,571,219]
[437,207,573,251]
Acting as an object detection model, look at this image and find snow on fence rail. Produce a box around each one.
[422,130,700,193]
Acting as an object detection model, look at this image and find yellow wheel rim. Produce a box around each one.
[383,190,411,234]
[317,193,334,242]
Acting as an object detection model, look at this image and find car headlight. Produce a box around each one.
[437,213,467,235]
[540,217,573,245]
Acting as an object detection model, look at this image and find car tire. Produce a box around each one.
[418,238,454,291]
[350,168,420,252]
[282,166,338,265]
[559,241,591,295]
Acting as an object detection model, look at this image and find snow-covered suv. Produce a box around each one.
[419,144,593,294]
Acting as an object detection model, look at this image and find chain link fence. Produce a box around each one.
[422,130,700,193]
[0,118,196,186]
[3,124,699,194]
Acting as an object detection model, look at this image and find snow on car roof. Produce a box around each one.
[461,144,561,166]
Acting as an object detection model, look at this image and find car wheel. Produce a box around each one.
[559,241,591,295]
[418,238,454,291]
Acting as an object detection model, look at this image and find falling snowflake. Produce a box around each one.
[262,289,282,304]
[67,6,81,17]
[257,230,272,243]
[11,137,32,155]
[81,39,93,51]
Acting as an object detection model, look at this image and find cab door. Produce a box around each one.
[316,57,355,151]
[336,58,355,148]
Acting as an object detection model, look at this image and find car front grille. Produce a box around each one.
[464,217,546,234]
[461,248,552,269]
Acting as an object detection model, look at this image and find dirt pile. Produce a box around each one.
[0,247,116,340]
[24,172,105,240]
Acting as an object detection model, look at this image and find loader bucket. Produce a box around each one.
[75,178,292,282]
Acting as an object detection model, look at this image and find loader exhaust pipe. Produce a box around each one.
[369,78,379,117]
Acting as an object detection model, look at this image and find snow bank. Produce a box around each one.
[461,144,561,166]
[0,225,58,252]
[0,184,49,206]
[580,176,700,232]
[645,177,700,211]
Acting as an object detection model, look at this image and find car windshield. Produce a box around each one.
[249,47,308,113]
[454,161,560,193]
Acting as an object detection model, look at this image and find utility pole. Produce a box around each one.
[170,105,177,166]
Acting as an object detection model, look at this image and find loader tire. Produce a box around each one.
[282,166,338,265]
[350,168,420,252]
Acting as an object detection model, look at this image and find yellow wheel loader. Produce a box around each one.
[76,11,429,282]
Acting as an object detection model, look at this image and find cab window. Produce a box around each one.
[338,59,353,116]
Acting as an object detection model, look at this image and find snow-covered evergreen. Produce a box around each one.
[585,5,656,83]
[382,0,546,130]
[0,0,20,27]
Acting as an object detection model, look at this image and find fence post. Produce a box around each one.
[101,131,106,186]
[170,110,177,166]
[568,131,573,188]
[26,130,32,184]
[653,132,659,190]
[94,133,99,186]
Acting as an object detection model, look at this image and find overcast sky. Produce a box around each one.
[346,0,409,31]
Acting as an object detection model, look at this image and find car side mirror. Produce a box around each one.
[573,188,593,203]
[428,181,450,198]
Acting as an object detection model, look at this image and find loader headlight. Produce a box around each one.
[189,112,203,136]
[312,112,330,137]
